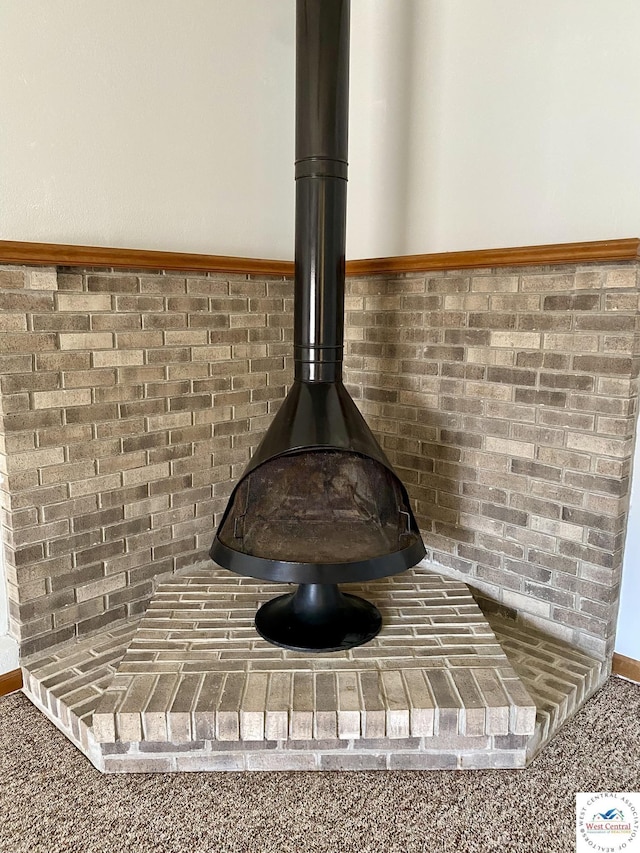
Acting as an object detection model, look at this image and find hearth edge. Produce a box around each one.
[19,563,606,773]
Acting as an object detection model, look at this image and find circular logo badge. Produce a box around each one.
[577,793,640,852]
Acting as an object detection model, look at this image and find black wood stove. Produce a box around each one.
[210,0,425,652]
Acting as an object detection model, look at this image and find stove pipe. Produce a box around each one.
[210,0,425,651]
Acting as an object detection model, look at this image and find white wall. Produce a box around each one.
[616,440,640,661]
[349,0,640,257]
[0,0,296,259]
[0,638,18,675]
[1,0,639,664]
[0,544,19,673]
[2,1,640,259]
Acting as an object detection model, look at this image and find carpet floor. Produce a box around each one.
[0,677,638,853]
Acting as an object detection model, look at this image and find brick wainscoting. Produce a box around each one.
[0,260,638,661]
[0,266,293,656]
[343,264,639,659]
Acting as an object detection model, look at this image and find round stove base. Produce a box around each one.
[254,582,382,652]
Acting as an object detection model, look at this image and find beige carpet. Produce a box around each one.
[0,677,638,853]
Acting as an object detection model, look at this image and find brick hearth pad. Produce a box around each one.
[21,564,605,772]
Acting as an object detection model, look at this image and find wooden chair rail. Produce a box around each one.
[0,238,638,276]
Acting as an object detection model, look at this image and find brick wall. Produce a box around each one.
[344,264,639,659]
[0,261,637,659]
[0,266,293,656]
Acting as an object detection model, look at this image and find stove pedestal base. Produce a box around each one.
[255,583,382,652]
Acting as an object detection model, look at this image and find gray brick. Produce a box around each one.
[116,674,156,742]
[474,670,511,736]
[175,753,245,772]
[314,672,337,739]
[450,670,487,737]
[336,672,361,739]
[167,674,203,742]
[103,756,175,773]
[402,670,435,736]
[359,671,386,739]
[246,752,317,771]
[216,672,244,741]
[381,671,410,739]
[502,678,536,735]
[388,752,458,770]
[92,694,119,743]
[459,750,526,769]
[240,672,268,741]
[264,672,291,741]
[320,753,387,771]
[143,675,180,742]
[290,672,314,740]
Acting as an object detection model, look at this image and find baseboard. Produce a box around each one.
[612,652,640,683]
[0,669,23,697]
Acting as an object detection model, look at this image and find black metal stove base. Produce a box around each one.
[255,582,382,652]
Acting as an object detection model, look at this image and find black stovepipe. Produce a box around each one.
[294,0,349,385]
[209,0,425,652]
[255,0,385,651]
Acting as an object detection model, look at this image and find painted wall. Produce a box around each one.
[349,0,640,257]
[616,440,640,662]
[0,545,18,673]
[0,0,296,259]
[1,0,639,665]
[2,1,640,259]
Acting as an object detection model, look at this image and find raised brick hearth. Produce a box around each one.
[0,258,636,771]
[21,563,603,772]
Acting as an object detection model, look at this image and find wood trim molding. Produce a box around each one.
[0,238,638,277]
[0,668,22,697]
[612,652,640,684]
[347,238,640,276]
[0,240,294,277]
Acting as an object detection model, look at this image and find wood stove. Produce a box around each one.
[210,0,425,651]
